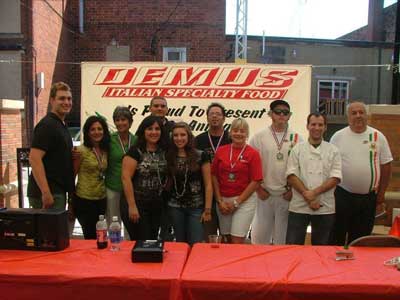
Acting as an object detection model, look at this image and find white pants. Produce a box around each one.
[106,188,130,240]
[217,196,256,237]
[251,193,289,245]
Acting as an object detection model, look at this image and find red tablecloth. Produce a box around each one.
[390,215,400,237]
[0,239,189,300]
[180,243,400,300]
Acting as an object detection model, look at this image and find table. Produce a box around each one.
[180,243,400,300]
[0,240,189,300]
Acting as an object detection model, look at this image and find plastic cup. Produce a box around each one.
[208,234,222,244]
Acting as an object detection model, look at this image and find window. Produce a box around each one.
[317,80,349,116]
[163,47,187,62]
[0,0,21,33]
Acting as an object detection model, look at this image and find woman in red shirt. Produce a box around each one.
[212,118,263,244]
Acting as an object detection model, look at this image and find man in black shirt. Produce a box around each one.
[27,82,75,209]
[195,102,231,240]
[149,96,174,134]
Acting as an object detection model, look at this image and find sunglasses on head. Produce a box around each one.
[272,109,290,116]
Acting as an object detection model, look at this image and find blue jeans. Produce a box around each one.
[286,212,335,245]
[169,206,204,246]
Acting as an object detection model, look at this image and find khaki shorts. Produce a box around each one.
[216,195,256,237]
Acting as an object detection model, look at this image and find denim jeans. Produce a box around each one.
[169,206,204,246]
[286,212,335,245]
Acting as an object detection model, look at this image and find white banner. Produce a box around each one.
[81,62,311,138]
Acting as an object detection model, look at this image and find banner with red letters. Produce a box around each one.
[81,62,311,137]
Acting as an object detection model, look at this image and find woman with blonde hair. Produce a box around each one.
[211,118,263,244]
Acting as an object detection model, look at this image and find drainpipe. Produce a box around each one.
[79,0,84,34]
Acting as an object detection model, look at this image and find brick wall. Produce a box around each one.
[368,108,400,226]
[30,0,75,124]
[339,2,396,42]
[0,109,23,208]
[368,113,400,191]
[68,0,226,124]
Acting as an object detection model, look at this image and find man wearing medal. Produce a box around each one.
[330,101,392,245]
[250,99,303,245]
[196,102,231,240]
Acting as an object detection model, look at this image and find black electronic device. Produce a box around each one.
[0,208,69,251]
[132,240,164,263]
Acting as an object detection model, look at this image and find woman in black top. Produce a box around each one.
[166,122,212,245]
[121,116,168,240]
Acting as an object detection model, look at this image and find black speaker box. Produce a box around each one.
[0,208,69,251]
[132,240,164,262]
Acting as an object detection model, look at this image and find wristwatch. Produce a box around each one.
[233,199,240,208]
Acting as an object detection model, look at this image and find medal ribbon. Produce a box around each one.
[270,125,288,153]
[92,148,105,174]
[229,144,247,170]
[117,133,131,154]
[208,132,224,154]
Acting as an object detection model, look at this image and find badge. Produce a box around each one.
[276,152,284,161]
[370,142,376,150]
[228,172,236,182]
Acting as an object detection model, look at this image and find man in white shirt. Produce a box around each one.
[330,101,392,245]
[286,113,342,245]
[250,99,302,244]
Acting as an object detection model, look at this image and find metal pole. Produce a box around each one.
[391,1,400,104]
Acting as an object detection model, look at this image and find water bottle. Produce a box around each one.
[96,215,108,249]
[109,216,121,251]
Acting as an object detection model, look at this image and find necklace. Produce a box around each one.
[117,133,131,154]
[147,150,167,195]
[173,161,189,199]
[92,147,106,181]
[228,144,247,182]
[207,131,224,154]
[270,125,288,161]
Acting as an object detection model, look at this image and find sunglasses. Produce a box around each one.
[272,109,290,116]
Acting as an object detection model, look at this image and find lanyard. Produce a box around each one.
[270,125,288,152]
[207,132,224,154]
[117,133,131,154]
[229,144,247,170]
[92,148,105,171]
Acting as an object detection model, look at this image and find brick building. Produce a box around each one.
[340,1,397,42]
[69,0,226,123]
[0,0,226,208]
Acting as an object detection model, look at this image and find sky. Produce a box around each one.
[226,0,398,39]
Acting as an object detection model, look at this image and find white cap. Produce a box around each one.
[112,216,118,222]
